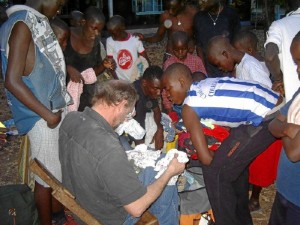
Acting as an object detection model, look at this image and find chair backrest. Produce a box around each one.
[30,158,158,225]
[30,158,103,225]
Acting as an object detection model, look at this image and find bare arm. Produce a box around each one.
[4,22,61,128]
[139,51,151,66]
[265,42,284,84]
[282,123,300,162]
[153,106,164,150]
[123,154,185,217]
[182,105,214,165]
[269,114,300,162]
[137,14,167,43]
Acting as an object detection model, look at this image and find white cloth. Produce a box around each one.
[67,68,97,112]
[126,146,188,185]
[27,111,65,187]
[144,112,157,145]
[265,8,300,101]
[126,144,161,169]
[115,118,146,140]
[106,34,146,82]
[155,149,189,185]
[235,53,272,88]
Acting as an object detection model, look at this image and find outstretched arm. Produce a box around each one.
[4,22,62,128]
[182,105,214,165]
[135,13,167,43]
[123,154,185,217]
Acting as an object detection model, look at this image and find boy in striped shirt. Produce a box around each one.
[161,63,282,225]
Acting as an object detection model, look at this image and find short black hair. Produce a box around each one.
[83,6,105,23]
[107,15,125,30]
[170,31,189,46]
[50,17,69,34]
[232,30,258,48]
[142,65,163,81]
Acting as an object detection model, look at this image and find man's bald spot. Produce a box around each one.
[207,35,231,58]
[162,63,192,82]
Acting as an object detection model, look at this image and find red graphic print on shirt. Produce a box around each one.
[117,49,133,70]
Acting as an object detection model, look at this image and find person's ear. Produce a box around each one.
[247,47,253,54]
[222,50,229,59]
[178,76,185,87]
[79,18,85,27]
[141,79,147,87]
[81,19,86,26]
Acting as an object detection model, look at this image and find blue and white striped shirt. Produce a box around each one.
[183,77,279,127]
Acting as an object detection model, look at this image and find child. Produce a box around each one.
[106,15,150,82]
[161,63,281,225]
[232,30,283,212]
[162,31,207,113]
[164,31,206,75]
[50,17,98,112]
[69,10,83,27]
[50,17,70,51]
[64,6,115,111]
[207,35,272,88]
[232,30,264,61]
[0,1,72,224]
[268,31,300,224]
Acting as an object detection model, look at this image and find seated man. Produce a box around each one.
[59,80,185,225]
[161,63,282,225]
[132,66,164,150]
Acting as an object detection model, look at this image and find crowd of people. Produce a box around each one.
[0,0,299,225]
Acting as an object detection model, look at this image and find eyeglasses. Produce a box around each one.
[125,107,136,120]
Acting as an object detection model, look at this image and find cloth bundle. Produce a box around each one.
[67,68,97,112]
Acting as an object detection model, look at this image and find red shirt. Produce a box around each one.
[163,53,207,74]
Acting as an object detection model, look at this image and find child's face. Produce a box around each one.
[162,76,187,105]
[172,41,188,61]
[143,78,162,99]
[166,0,182,16]
[107,26,125,41]
[290,40,300,79]
[208,52,235,73]
[56,29,70,51]
[82,19,104,40]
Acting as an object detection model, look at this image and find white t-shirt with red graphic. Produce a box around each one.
[106,33,145,81]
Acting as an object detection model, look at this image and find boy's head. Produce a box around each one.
[50,17,70,51]
[192,71,207,82]
[161,63,193,105]
[171,31,189,61]
[141,66,163,99]
[166,0,184,16]
[199,0,220,12]
[207,35,237,72]
[69,10,83,27]
[106,15,126,41]
[232,30,258,56]
[36,0,65,19]
[82,6,105,40]
[290,31,300,79]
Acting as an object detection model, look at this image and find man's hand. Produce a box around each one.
[46,110,63,129]
[166,153,186,177]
